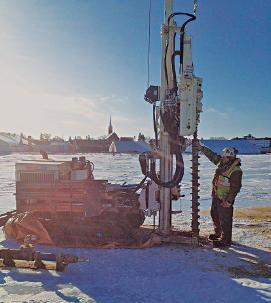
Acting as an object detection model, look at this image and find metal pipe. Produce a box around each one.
[0,244,89,271]
[158,0,174,236]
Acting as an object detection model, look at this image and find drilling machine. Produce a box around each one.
[139,0,203,238]
[0,1,203,262]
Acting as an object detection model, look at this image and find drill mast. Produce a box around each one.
[142,0,203,237]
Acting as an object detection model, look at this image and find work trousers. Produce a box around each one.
[211,196,233,244]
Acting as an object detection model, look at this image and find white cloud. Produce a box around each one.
[205,107,228,119]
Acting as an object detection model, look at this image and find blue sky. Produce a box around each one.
[0,0,270,140]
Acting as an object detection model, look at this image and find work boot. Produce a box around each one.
[212,239,231,247]
[208,234,220,241]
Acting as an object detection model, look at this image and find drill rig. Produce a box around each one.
[139,0,203,238]
[3,0,203,250]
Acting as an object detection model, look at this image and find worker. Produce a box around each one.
[194,141,243,247]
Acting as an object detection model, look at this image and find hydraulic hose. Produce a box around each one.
[167,12,196,31]
[139,150,184,189]
[149,149,184,188]
[164,42,170,88]
[179,32,184,73]
[158,107,184,187]
[139,108,184,188]
[153,103,159,148]
[159,108,178,143]
[164,12,196,92]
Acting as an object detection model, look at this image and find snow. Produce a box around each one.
[0,153,270,302]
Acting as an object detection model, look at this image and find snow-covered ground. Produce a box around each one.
[0,153,270,302]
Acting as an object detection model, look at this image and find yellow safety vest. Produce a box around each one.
[213,159,241,200]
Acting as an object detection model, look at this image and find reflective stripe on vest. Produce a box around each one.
[217,177,230,188]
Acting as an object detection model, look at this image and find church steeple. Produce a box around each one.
[108,115,113,135]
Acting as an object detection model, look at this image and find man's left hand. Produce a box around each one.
[221,201,231,208]
[221,193,231,208]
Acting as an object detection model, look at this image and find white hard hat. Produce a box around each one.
[221,147,238,157]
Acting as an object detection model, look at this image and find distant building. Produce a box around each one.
[0,132,71,153]
[71,137,108,153]
[185,140,261,155]
[104,132,119,143]
[0,133,28,147]
[120,137,134,142]
[233,134,271,153]
[0,133,31,152]
[71,116,120,152]
[138,133,145,141]
[109,141,151,153]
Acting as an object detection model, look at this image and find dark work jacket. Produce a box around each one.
[201,146,243,205]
